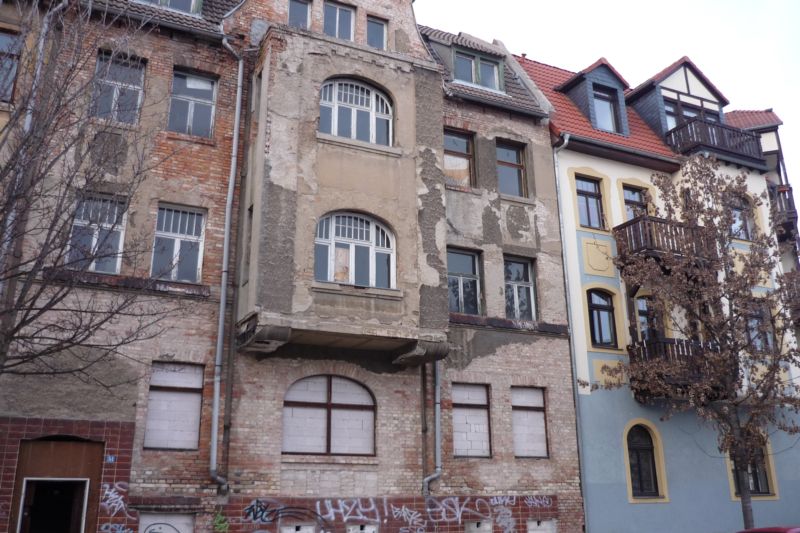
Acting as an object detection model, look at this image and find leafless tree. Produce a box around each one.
[0,1,182,387]
[601,155,800,528]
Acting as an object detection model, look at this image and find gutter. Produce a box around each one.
[552,133,589,527]
[422,360,442,494]
[89,2,224,41]
[209,3,246,488]
[566,134,680,166]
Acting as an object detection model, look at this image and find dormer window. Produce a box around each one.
[454,52,500,91]
[592,85,619,133]
[140,0,200,14]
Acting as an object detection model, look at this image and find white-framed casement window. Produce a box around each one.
[453,52,500,91]
[144,362,204,449]
[366,16,387,50]
[314,212,395,289]
[511,387,548,457]
[452,383,491,457]
[0,30,20,102]
[151,205,205,283]
[323,1,354,41]
[91,53,145,125]
[288,0,311,29]
[282,375,376,455]
[319,79,392,146]
[447,249,481,315]
[505,257,535,320]
[167,71,216,138]
[67,195,126,274]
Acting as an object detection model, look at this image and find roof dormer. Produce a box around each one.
[557,58,631,136]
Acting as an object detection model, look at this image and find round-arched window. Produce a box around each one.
[314,212,395,289]
[627,424,659,497]
[282,375,375,455]
[319,79,392,146]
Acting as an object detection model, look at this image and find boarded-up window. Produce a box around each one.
[452,383,490,457]
[282,375,375,455]
[512,387,547,457]
[144,363,203,449]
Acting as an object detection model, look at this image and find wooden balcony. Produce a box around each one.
[665,118,766,169]
[770,184,798,242]
[614,215,713,260]
[630,337,705,364]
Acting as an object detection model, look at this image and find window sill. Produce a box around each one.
[281,454,379,466]
[628,495,670,504]
[90,116,138,131]
[449,313,568,336]
[450,79,508,97]
[164,130,216,146]
[578,225,612,236]
[43,267,211,298]
[445,182,482,195]
[312,281,403,300]
[500,193,536,206]
[0,101,13,113]
[316,132,402,157]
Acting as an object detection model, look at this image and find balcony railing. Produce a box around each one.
[614,215,713,260]
[630,337,706,364]
[769,184,798,241]
[665,118,764,166]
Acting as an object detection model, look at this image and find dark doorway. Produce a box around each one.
[19,479,87,533]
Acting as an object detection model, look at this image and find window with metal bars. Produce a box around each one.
[151,205,205,283]
[319,79,392,145]
[67,195,127,274]
[314,212,394,288]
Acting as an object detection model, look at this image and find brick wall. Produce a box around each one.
[0,417,136,533]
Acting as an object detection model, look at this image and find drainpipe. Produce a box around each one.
[552,133,589,525]
[422,360,442,494]
[209,31,243,489]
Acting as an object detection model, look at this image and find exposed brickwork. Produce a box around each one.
[0,417,135,533]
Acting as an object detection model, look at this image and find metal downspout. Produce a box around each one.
[209,35,243,489]
[553,133,589,526]
[422,360,442,494]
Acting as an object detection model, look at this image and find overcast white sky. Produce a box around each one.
[414,0,800,192]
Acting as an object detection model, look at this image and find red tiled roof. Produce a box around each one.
[516,56,677,160]
[626,56,728,105]
[556,57,630,91]
[725,109,783,130]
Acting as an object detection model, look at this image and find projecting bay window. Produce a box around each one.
[151,205,205,283]
[314,213,395,289]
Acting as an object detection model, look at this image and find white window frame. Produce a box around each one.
[68,195,126,275]
[314,212,395,289]
[168,71,217,138]
[504,257,535,320]
[151,204,206,283]
[144,362,204,450]
[137,0,202,14]
[319,79,393,145]
[366,16,387,50]
[92,53,145,125]
[288,0,311,29]
[447,249,481,315]
[323,1,354,41]
[454,52,500,91]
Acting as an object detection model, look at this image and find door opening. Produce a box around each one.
[18,478,88,533]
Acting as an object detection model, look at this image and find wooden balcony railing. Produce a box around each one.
[665,118,764,165]
[630,337,706,364]
[769,184,798,241]
[614,215,713,260]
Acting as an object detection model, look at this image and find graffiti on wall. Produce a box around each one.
[240,494,556,532]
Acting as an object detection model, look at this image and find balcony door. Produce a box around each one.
[635,296,660,342]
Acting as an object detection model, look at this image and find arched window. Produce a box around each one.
[588,290,616,347]
[314,212,395,288]
[627,424,659,498]
[282,375,375,455]
[319,79,392,145]
[730,195,756,240]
